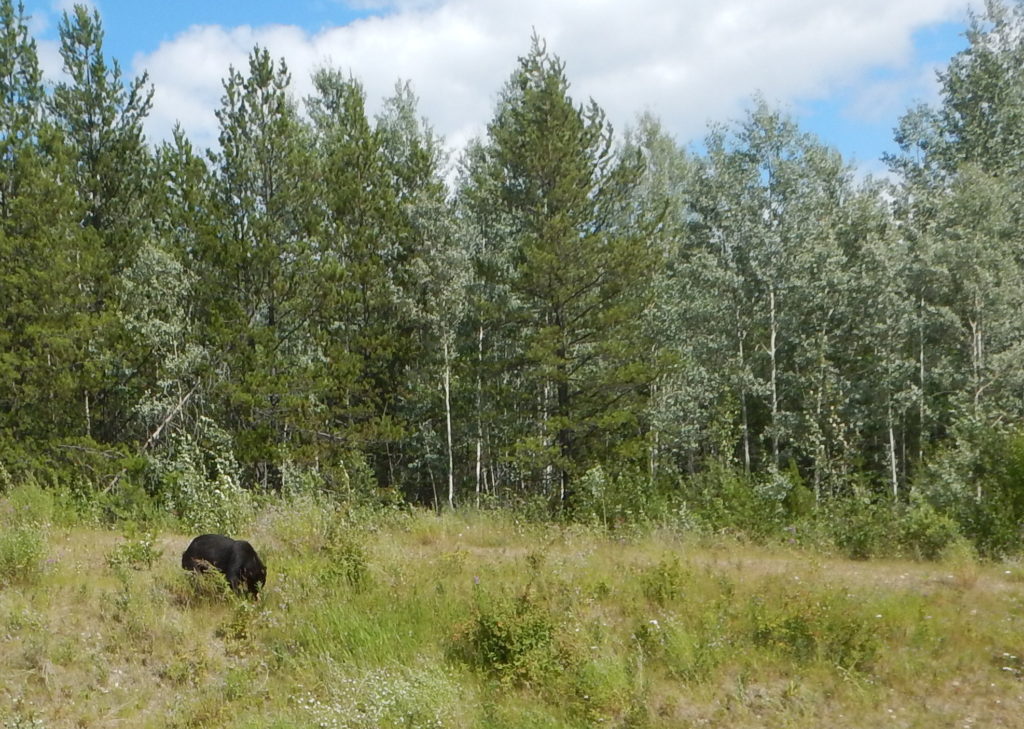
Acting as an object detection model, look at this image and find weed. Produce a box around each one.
[218,599,259,643]
[105,531,163,571]
[639,556,687,606]
[322,530,371,590]
[901,501,962,561]
[171,565,233,606]
[455,588,563,686]
[0,525,46,587]
[298,662,457,729]
[748,589,881,672]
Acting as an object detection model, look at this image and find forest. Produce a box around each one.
[4,0,1024,557]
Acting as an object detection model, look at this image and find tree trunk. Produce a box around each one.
[475,326,484,508]
[769,286,780,467]
[443,338,455,509]
[888,400,899,500]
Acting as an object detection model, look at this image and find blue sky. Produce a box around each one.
[20,1,979,175]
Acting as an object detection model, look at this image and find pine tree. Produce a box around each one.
[462,37,661,497]
[0,0,93,444]
[47,3,155,444]
[207,47,321,489]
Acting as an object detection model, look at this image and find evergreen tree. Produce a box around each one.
[51,3,153,272]
[207,47,321,489]
[0,0,94,445]
[47,3,155,444]
[462,37,661,497]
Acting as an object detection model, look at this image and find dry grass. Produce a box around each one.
[1,501,1024,727]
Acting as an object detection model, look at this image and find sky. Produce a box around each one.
[21,0,984,177]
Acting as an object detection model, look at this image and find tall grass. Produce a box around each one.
[1,486,1023,727]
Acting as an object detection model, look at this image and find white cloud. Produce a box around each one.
[124,0,979,156]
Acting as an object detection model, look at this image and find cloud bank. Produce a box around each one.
[87,1,984,156]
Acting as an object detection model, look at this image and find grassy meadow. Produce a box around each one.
[2,484,1024,728]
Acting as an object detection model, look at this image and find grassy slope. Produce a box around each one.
[2,499,1024,728]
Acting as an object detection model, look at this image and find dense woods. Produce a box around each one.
[4,1,1024,554]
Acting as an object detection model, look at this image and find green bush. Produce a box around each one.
[639,556,688,606]
[682,460,783,538]
[150,428,255,535]
[900,500,962,561]
[571,464,674,528]
[826,495,900,560]
[0,525,47,587]
[748,589,881,672]
[914,425,1024,558]
[0,480,76,527]
[105,531,163,571]
[456,588,564,686]
[322,530,371,590]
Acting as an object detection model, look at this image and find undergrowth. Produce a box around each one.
[0,484,1022,728]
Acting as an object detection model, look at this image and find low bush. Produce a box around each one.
[106,531,163,571]
[455,587,565,687]
[0,524,47,587]
[747,588,881,672]
[681,460,784,538]
[826,495,901,560]
[900,500,962,561]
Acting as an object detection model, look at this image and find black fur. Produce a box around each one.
[181,534,266,597]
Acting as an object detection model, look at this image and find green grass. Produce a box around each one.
[2,493,1024,728]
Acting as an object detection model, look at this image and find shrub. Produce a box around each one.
[748,589,881,672]
[0,480,72,527]
[150,426,255,535]
[322,530,371,590]
[914,424,1024,558]
[172,565,234,606]
[455,588,563,686]
[106,531,163,571]
[0,525,46,587]
[900,500,962,561]
[826,495,900,560]
[681,460,784,538]
[571,464,673,528]
[639,556,688,606]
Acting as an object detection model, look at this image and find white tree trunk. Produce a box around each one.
[769,286,780,466]
[443,338,455,509]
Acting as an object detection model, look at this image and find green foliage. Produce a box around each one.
[5,0,1024,560]
[748,588,881,672]
[0,524,46,587]
[900,500,962,561]
[639,556,688,606]
[915,427,1024,558]
[105,530,162,571]
[322,529,372,590]
[149,427,254,535]
[682,460,783,537]
[827,494,901,560]
[0,480,53,587]
[1,480,62,526]
[571,464,676,528]
[456,587,565,686]
[463,35,661,494]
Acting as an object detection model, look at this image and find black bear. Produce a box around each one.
[181,534,266,598]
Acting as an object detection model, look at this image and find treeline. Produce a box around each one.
[4,1,1024,550]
